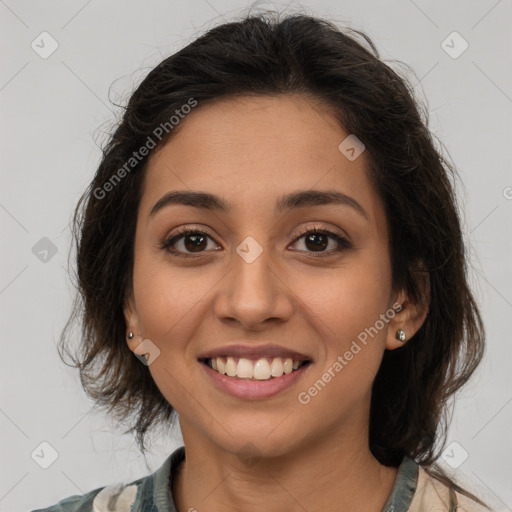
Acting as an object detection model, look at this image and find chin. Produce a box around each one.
[205,416,307,460]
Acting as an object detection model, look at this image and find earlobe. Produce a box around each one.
[385,296,410,351]
[385,300,426,351]
[385,269,430,351]
[123,293,140,352]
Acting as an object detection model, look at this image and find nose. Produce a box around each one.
[213,239,294,331]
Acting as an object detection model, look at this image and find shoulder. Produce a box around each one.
[29,481,142,512]
[29,446,186,512]
[409,466,494,512]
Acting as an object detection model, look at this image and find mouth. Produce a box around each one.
[197,344,314,399]
[199,356,312,381]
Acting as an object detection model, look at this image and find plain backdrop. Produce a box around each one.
[1,0,511,510]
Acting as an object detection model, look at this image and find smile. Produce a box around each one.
[202,356,311,380]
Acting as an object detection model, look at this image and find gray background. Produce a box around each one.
[1,0,511,510]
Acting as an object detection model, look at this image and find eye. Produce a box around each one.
[160,226,352,259]
[160,227,220,258]
[290,227,352,257]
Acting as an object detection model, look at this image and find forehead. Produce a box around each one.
[140,94,386,233]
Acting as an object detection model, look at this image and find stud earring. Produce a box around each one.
[127,332,134,340]
[395,329,406,342]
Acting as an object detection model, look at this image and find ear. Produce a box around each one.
[123,292,141,354]
[385,263,430,350]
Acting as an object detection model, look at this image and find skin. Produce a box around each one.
[124,93,429,512]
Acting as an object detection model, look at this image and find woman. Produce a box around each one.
[33,10,491,512]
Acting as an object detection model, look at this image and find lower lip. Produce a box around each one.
[200,361,310,400]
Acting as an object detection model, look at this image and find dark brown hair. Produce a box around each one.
[59,9,486,506]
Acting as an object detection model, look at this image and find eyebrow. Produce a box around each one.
[149,189,368,220]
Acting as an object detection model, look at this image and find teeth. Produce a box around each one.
[207,356,306,380]
[237,358,254,378]
[270,358,283,377]
[225,357,237,377]
[253,359,271,380]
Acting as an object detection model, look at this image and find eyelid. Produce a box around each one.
[294,222,350,242]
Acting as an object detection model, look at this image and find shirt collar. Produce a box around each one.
[382,456,419,511]
[151,445,185,512]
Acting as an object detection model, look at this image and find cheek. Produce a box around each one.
[131,259,211,410]
[133,261,205,346]
[291,252,392,400]
[131,252,222,379]
[292,253,392,347]
[293,291,390,427]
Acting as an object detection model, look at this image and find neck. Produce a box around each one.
[172,424,398,512]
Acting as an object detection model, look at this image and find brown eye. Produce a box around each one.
[180,233,208,253]
[161,228,219,258]
[291,227,352,257]
[303,231,329,251]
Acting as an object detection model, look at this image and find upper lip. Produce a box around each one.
[197,344,312,362]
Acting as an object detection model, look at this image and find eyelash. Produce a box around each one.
[159,226,352,259]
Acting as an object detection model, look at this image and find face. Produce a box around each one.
[124,94,421,459]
